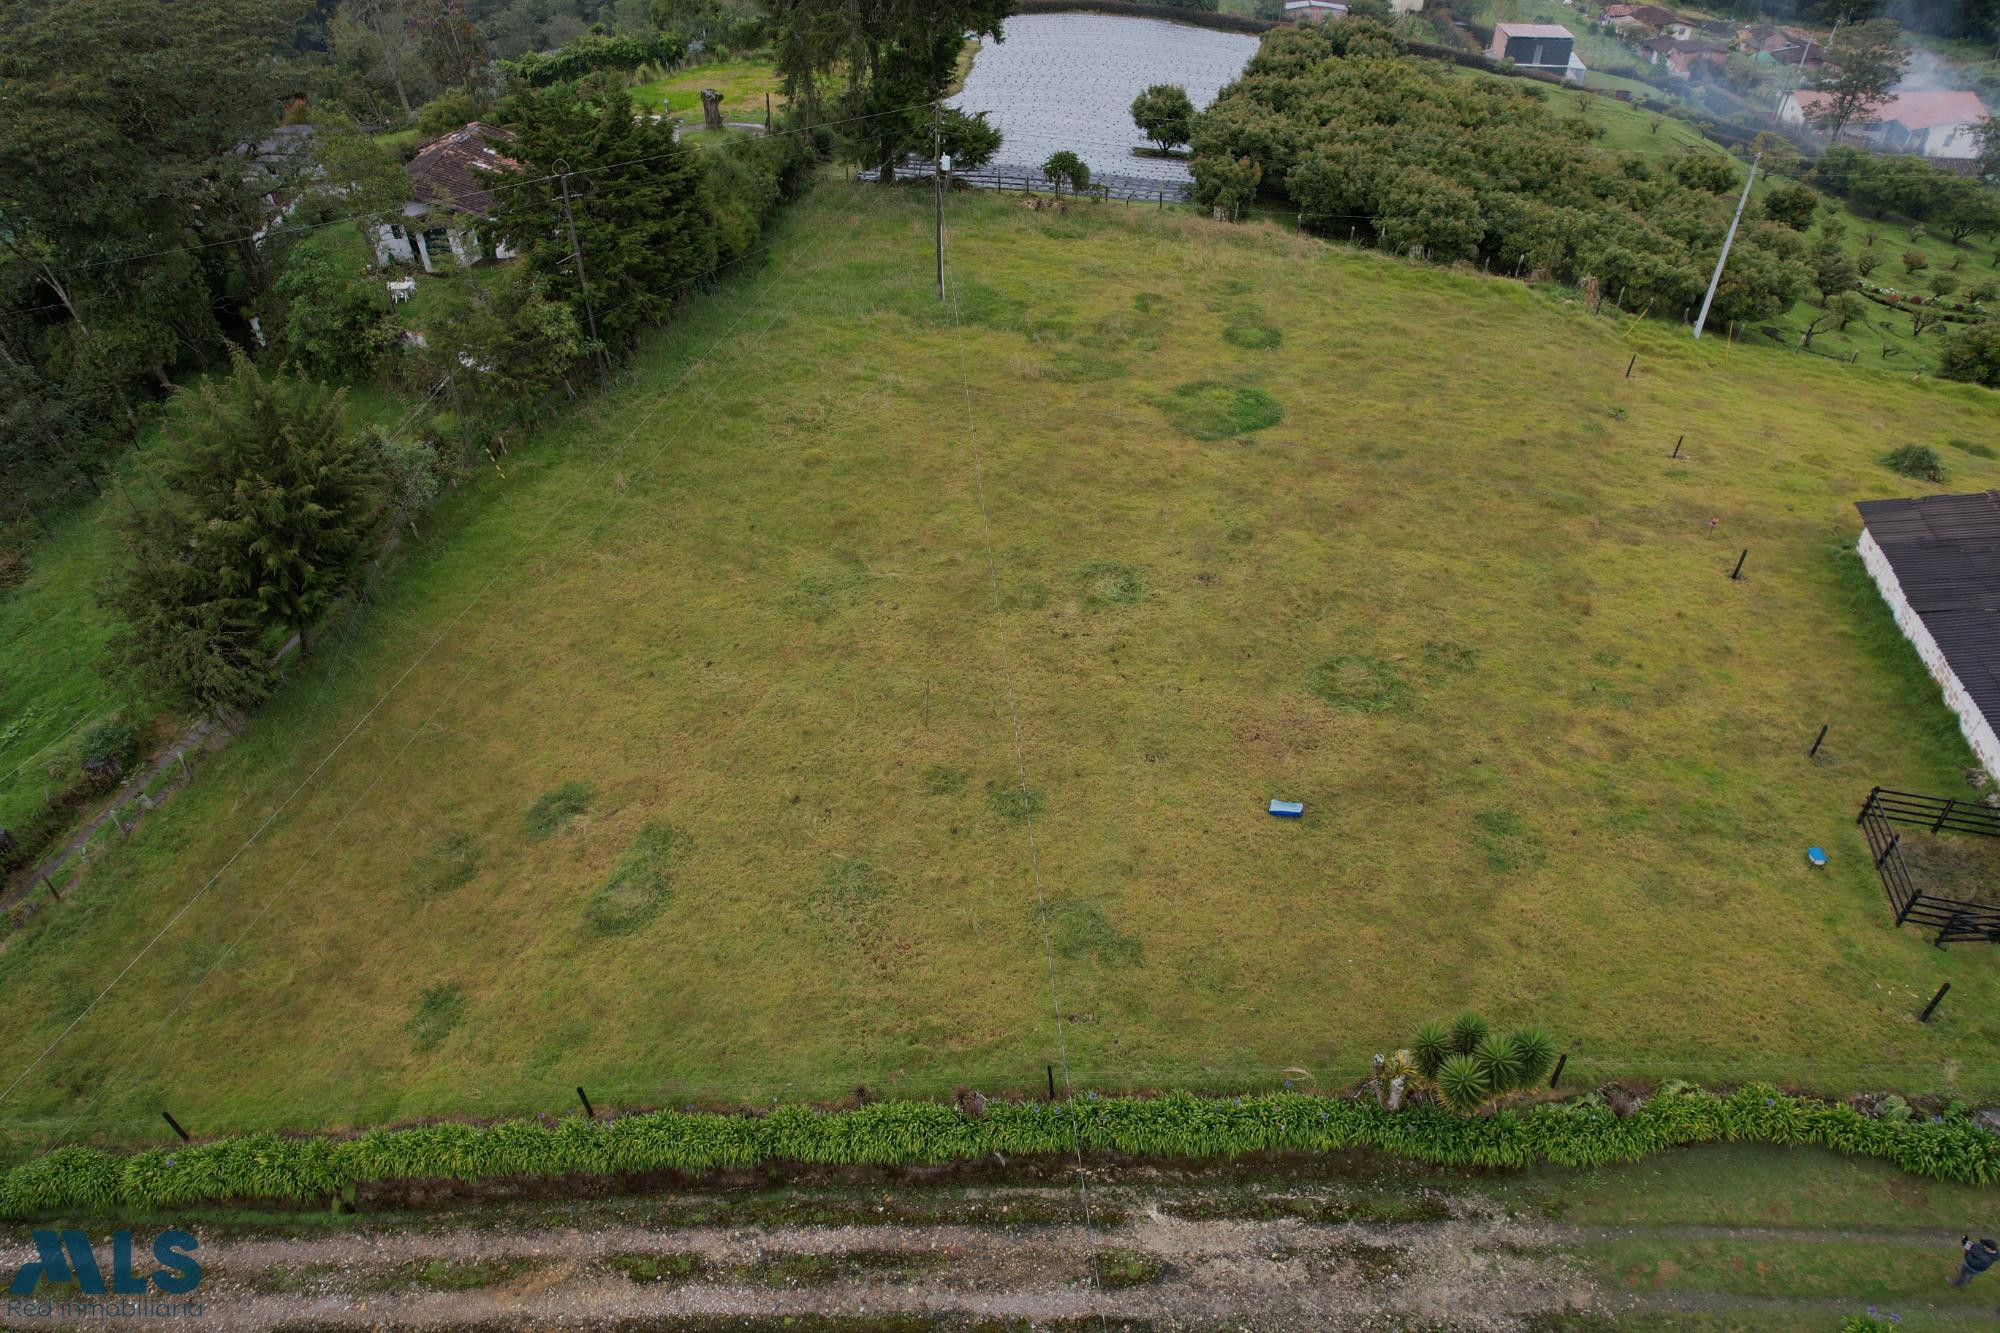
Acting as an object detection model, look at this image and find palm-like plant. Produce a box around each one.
[1410,1022,1451,1078]
[1435,1054,1487,1112]
[1504,1026,1557,1087]
[1473,1039,1523,1094]
[1448,1012,1489,1056]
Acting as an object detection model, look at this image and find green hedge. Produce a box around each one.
[505,33,690,87]
[4,1085,1995,1218]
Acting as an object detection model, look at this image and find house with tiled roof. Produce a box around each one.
[1779,87,1991,159]
[374,122,523,273]
[1638,34,1729,79]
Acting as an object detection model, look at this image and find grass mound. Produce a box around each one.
[409,832,482,898]
[1159,381,1283,439]
[405,983,466,1052]
[1881,444,1947,482]
[523,782,593,840]
[1305,655,1410,714]
[1069,559,1145,607]
[1039,894,1142,967]
[586,821,692,935]
[1222,321,1282,349]
[987,782,1045,822]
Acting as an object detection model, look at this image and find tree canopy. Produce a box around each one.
[1188,21,1809,324]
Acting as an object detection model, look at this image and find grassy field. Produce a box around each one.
[629,56,788,121]
[4,179,2000,1158]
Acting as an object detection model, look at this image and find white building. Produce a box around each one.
[1856,493,2000,781]
[1488,23,1587,83]
[1779,88,1992,160]
[373,122,522,273]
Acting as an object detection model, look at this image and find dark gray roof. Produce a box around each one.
[1858,491,2000,729]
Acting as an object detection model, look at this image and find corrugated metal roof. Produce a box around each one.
[1859,491,2000,728]
[1495,22,1575,37]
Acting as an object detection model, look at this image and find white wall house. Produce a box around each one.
[1856,494,2000,782]
[373,123,523,273]
[1780,88,1992,160]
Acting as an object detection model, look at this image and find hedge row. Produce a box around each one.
[5,1084,1995,1218]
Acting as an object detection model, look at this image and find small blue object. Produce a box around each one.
[1806,846,1828,867]
[1269,799,1304,818]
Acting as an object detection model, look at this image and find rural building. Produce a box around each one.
[1602,4,1693,38]
[1779,88,1992,158]
[1488,23,1586,82]
[1856,492,2000,779]
[1738,22,1822,65]
[1283,0,1348,19]
[373,122,522,273]
[1639,35,1730,79]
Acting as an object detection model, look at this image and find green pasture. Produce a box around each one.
[3,182,2000,1161]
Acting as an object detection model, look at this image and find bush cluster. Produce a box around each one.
[505,32,690,87]
[3,1083,1996,1219]
[1187,21,1810,324]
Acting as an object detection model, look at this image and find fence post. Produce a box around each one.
[162,1111,192,1143]
[1046,1064,1056,1100]
[577,1086,596,1119]
[1933,797,1955,833]
[1858,786,1880,825]
[1808,723,1828,758]
[1548,1053,1568,1088]
[1920,981,1951,1021]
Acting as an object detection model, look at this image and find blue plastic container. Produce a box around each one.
[1269,800,1304,818]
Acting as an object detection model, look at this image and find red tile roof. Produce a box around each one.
[406,122,521,217]
[1791,87,1990,130]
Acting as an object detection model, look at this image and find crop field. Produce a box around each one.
[4,180,2000,1158]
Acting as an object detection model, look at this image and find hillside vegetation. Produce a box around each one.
[2,183,1999,1158]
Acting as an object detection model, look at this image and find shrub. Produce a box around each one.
[1448,1013,1489,1055]
[1473,1039,1523,1094]
[1410,1022,1451,1078]
[1435,1054,1487,1111]
[1504,1026,1557,1086]
[1938,322,2000,388]
[1761,181,1818,230]
[1041,151,1090,196]
[1881,444,1947,483]
[1903,249,1930,275]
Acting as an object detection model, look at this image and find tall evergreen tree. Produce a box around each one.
[483,75,715,353]
[106,352,383,712]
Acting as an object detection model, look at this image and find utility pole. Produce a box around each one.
[555,161,609,382]
[1693,151,1759,341]
[932,105,946,302]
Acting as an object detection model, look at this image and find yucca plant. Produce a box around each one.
[1435,1054,1488,1112]
[1503,1026,1556,1087]
[1448,1012,1489,1056]
[1410,1022,1451,1078]
[1473,1039,1523,1095]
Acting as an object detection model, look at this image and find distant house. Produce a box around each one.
[1284,0,1347,19]
[1856,492,2000,779]
[1739,23,1822,66]
[1602,4,1693,39]
[1639,35,1729,79]
[373,122,522,273]
[1488,23,1586,82]
[1779,88,1992,159]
